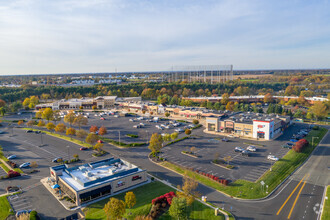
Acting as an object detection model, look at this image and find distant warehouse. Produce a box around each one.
[206,112,292,140]
[50,158,147,206]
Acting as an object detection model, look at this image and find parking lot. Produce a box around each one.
[160,123,309,182]
[75,112,192,144]
[8,193,33,213]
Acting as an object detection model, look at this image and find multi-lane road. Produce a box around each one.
[0,122,328,219]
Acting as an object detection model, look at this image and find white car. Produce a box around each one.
[267,155,279,161]
[228,134,236,138]
[175,128,184,133]
[247,146,257,152]
[7,155,17,160]
[19,162,31,168]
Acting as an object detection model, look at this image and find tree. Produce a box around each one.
[264,93,273,103]
[177,172,199,205]
[93,143,103,152]
[103,197,126,220]
[41,108,54,123]
[148,133,163,153]
[22,98,30,108]
[46,122,56,131]
[17,120,24,126]
[171,132,178,140]
[86,133,99,144]
[74,115,88,129]
[55,123,66,133]
[192,119,199,125]
[27,120,35,127]
[90,125,98,133]
[0,99,5,108]
[223,156,232,165]
[165,112,170,117]
[267,103,274,114]
[221,93,230,105]
[37,120,45,127]
[185,129,191,135]
[76,129,88,142]
[125,191,136,213]
[294,110,303,118]
[226,101,235,111]
[310,101,327,120]
[169,197,188,220]
[163,134,171,142]
[66,128,76,139]
[64,111,76,127]
[99,126,107,135]
[0,107,6,116]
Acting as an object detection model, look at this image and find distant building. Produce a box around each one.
[50,158,147,206]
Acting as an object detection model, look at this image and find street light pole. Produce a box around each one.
[40,133,43,146]
[67,146,70,161]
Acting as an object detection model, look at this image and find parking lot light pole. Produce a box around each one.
[312,136,319,147]
[118,131,121,144]
[40,133,43,146]
[67,146,70,161]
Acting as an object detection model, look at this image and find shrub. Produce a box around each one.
[192,119,199,125]
[293,138,309,152]
[8,170,21,178]
[29,210,38,220]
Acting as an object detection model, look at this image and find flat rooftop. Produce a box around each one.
[52,158,144,191]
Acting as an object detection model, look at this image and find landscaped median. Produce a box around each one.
[21,128,93,148]
[321,185,330,220]
[83,181,224,220]
[158,127,327,199]
[0,195,14,219]
[0,146,23,174]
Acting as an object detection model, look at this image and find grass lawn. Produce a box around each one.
[83,181,224,220]
[0,196,13,219]
[21,128,93,148]
[321,185,330,220]
[160,127,327,199]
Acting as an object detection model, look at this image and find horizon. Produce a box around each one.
[1,0,330,75]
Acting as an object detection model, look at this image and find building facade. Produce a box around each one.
[205,113,291,140]
[50,158,147,206]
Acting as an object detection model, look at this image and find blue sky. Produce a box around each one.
[0,0,329,75]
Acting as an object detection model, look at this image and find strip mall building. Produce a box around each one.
[50,158,147,206]
[206,112,291,140]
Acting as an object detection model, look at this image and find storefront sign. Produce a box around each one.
[225,122,234,128]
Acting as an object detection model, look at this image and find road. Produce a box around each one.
[0,122,328,219]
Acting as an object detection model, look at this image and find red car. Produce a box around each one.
[100,117,105,120]
[80,147,88,151]
[97,140,104,143]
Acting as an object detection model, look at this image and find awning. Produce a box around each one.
[52,184,60,189]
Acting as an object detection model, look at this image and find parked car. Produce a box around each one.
[97,140,104,143]
[0,130,4,134]
[80,147,88,151]
[267,155,279,161]
[19,162,31,168]
[175,128,184,133]
[26,130,33,133]
[100,117,105,120]
[228,134,236,138]
[7,155,17,160]
[287,142,294,146]
[52,157,63,163]
[290,139,298,142]
[34,130,41,134]
[114,115,119,118]
[282,144,292,149]
[222,138,229,142]
[234,147,244,152]
[247,146,257,152]
[241,150,250,157]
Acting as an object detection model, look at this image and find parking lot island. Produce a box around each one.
[48,158,148,206]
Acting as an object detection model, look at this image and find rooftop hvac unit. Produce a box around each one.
[86,172,93,177]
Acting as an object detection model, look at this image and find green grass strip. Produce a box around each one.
[321,185,330,220]
[0,196,14,219]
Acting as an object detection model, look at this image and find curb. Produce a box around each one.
[318,185,328,220]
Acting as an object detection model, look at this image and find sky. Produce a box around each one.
[0,0,330,75]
